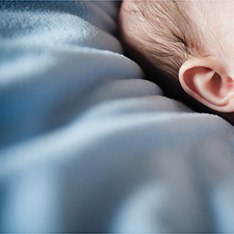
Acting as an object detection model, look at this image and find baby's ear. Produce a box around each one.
[179,57,234,112]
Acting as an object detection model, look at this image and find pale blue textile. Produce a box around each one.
[1,1,234,232]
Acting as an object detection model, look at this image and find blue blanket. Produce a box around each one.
[1,1,234,232]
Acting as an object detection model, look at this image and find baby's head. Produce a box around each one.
[119,0,234,118]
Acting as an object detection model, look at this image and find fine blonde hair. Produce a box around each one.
[119,0,204,80]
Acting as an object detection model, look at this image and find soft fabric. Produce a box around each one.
[1,1,234,232]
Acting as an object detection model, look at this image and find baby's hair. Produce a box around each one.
[119,0,204,80]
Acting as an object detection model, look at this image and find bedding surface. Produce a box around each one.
[1,1,234,232]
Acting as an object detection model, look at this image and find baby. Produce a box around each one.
[119,0,234,124]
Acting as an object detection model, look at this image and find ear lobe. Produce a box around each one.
[179,59,234,112]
